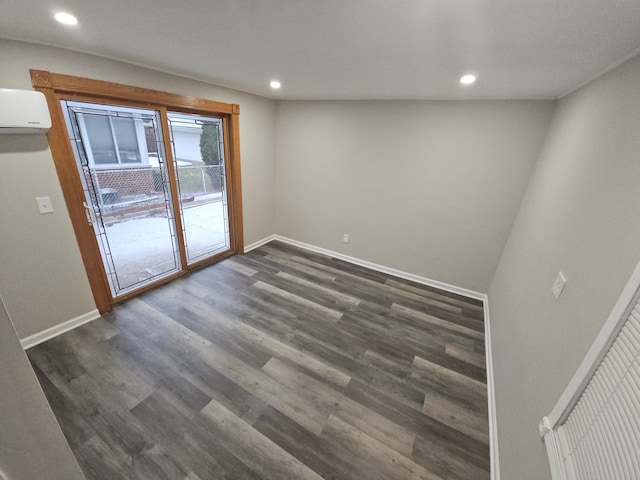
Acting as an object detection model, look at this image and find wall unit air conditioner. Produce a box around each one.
[0,89,51,134]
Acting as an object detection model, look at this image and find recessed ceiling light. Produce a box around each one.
[460,74,476,85]
[270,80,281,89]
[54,12,78,25]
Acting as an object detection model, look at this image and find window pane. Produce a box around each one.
[167,112,229,263]
[112,117,141,163]
[84,114,117,165]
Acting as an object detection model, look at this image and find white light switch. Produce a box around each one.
[343,233,350,244]
[36,196,54,214]
[551,272,567,300]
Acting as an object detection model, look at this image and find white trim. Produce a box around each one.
[272,235,486,300]
[541,426,568,480]
[544,260,640,429]
[244,234,277,252]
[483,297,500,480]
[21,309,101,350]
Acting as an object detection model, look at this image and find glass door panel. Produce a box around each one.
[62,100,182,298]
[167,112,230,264]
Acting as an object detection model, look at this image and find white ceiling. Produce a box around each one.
[2,0,640,100]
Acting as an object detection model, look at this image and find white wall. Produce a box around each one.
[0,294,84,479]
[275,100,554,292]
[488,53,640,479]
[0,39,277,338]
[0,131,96,339]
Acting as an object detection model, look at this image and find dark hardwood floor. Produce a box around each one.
[28,241,490,480]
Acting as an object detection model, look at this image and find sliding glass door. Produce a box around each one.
[61,100,231,299]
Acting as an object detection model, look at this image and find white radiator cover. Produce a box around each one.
[541,261,640,480]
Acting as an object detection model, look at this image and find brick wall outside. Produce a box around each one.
[92,167,156,199]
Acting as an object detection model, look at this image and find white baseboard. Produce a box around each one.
[244,234,277,253]
[272,235,486,300]
[246,233,499,478]
[21,309,101,350]
[483,299,500,480]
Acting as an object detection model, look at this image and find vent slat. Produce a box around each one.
[591,382,619,479]
[600,401,628,478]
[608,390,637,476]
[617,380,640,461]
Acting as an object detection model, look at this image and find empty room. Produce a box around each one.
[2,2,640,479]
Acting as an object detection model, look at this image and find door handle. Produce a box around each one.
[83,202,97,225]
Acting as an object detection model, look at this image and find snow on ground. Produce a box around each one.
[103,200,227,293]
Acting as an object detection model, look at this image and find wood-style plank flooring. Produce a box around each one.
[28,241,490,480]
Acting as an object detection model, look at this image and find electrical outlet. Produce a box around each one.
[551,272,567,300]
[343,233,350,244]
[36,196,54,214]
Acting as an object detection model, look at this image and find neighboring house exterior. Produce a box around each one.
[74,108,219,201]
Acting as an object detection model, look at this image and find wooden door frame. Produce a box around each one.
[31,70,244,314]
